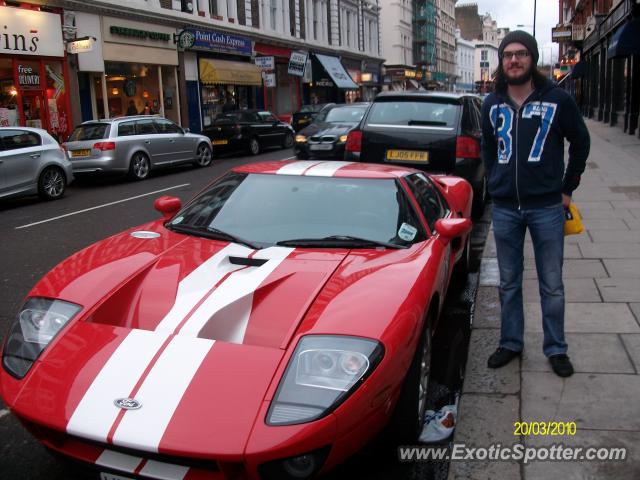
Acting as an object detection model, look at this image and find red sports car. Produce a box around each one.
[1,160,472,480]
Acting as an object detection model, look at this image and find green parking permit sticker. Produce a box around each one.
[398,223,417,241]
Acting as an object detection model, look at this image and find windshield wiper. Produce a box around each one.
[276,235,406,249]
[407,120,448,126]
[166,224,260,249]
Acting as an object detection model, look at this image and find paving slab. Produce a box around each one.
[620,334,640,373]
[582,218,631,230]
[521,372,640,430]
[521,333,634,374]
[479,258,499,287]
[578,242,640,259]
[589,230,640,243]
[523,278,601,303]
[623,218,640,230]
[462,328,520,395]
[473,287,501,329]
[611,200,640,210]
[595,278,640,302]
[602,260,640,278]
[525,259,608,280]
[579,208,635,220]
[524,303,640,334]
[630,303,640,323]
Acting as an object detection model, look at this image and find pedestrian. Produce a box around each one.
[480,31,590,377]
[126,100,137,116]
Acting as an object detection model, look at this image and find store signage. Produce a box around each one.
[67,37,95,54]
[302,60,312,83]
[110,26,171,42]
[0,7,64,57]
[255,56,275,70]
[288,51,308,77]
[179,28,252,56]
[177,30,196,50]
[552,26,572,40]
[17,64,41,89]
[263,72,276,87]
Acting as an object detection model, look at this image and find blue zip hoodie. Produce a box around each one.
[481,79,590,209]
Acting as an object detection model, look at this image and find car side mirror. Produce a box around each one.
[155,195,182,220]
[434,218,472,241]
[183,127,190,133]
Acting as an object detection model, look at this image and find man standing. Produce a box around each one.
[480,31,590,377]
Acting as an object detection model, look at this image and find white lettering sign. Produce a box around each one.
[0,7,64,57]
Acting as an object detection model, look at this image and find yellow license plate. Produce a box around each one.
[213,140,228,145]
[71,149,91,157]
[386,150,429,163]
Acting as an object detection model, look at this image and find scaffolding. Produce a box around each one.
[413,0,436,77]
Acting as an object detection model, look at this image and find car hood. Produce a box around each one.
[299,122,358,137]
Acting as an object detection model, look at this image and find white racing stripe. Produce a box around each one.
[154,243,253,333]
[177,246,294,342]
[275,160,323,175]
[140,460,189,480]
[67,330,171,442]
[303,161,354,177]
[95,450,143,473]
[112,335,214,452]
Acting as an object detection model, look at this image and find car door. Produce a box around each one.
[134,119,168,165]
[0,129,42,196]
[256,111,283,146]
[154,119,193,163]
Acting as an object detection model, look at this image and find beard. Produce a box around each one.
[505,65,533,85]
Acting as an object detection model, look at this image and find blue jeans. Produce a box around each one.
[492,204,567,357]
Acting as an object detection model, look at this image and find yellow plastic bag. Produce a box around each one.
[564,203,584,236]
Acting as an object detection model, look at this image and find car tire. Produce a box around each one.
[37,166,66,200]
[282,132,294,149]
[472,175,486,218]
[452,233,471,284]
[128,152,150,180]
[387,312,433,442]
[248,137,260,156]
[194,143,213,168]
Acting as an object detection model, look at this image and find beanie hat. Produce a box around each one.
[499,30,539,64]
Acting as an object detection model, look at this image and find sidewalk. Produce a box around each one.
[448,120,640,479]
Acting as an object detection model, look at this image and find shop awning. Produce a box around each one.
[199,58,262,86]
[407,79,422,90]
[571,61,587,79]
[314,54,359,89]
[607,17,640,58]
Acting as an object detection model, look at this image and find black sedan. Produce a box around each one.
[345,92,486,217]
[291,103,335,132]
[294,103,369,160]
[203,110,295,156]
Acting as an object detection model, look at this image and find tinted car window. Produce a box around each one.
[0,130,41,151]
[68,123,109,141]
[258,112,278,122]
[316,106,367,123]
[135,119,157,135]
[154,119,182,134]
[366,100,459,127]
[405,173,450,232]
[117,121,136,137]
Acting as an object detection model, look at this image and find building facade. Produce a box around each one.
[434,0,456,89]
[455,28,475,92]
[474,41,498,93]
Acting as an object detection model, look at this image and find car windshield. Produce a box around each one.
[366,101,459,127]
[316,106,367,124]
[299,104,324,113]
[167,172,425,248]
[67,123,109,142]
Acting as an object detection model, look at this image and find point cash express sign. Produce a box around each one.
[0,6,64,57]
[177,28,252,56]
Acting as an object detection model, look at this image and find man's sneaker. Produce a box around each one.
[549,354,574,377]
[487,347,521,369]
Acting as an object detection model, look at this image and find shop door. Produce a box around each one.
[21,92,47,130]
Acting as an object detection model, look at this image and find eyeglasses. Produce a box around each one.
[502,50,530,60]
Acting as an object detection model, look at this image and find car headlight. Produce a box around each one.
[266,335,383,425]
[339,135,348,143]
[2,298,81,379]
[295,135,307,143]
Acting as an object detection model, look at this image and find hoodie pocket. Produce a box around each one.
[487,162,514,198]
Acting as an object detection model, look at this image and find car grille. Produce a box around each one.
[309,135,336,143]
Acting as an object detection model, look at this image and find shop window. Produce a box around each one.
[135,119,158,135]
[44,60,69,137]
[0,130,41,151]
[118,121,137,137]
[105,63,160,118]
[0,58,19,127]
[161,65,179,124]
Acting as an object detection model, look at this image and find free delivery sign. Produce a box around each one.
[181,28,252,56]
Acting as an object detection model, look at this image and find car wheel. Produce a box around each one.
[452,233,471,284]
[128,152,150,180]
[472,175,486,218]
[194,143,212,167]
[248,137,260,156]
[282,132,294,149]
[387,312,432,442]
[38,166,66,200]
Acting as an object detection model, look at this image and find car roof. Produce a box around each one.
[374,91,478,102]
[80,115,163,124]
[233,160,423,179]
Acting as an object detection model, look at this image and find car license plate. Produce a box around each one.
[71,149,91,157]
[310,144,333,151]
[213,140,228,145]
[100,473,134,480]
[386,150,429,163]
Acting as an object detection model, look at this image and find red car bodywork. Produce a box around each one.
[0,160,472,479]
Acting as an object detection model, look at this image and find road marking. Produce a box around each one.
[15,184,190,230]
[0,409,9,419]
[282,155,296,160]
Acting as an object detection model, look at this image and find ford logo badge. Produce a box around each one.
[114,398,142,410]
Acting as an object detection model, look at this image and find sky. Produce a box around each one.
[469,0,560,64]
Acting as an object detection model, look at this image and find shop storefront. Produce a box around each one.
[177,28,261,131]
[382,66,419,92]
[0,5,72,140]
[307,53,358,104]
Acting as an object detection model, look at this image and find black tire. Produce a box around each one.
[38,166,66,200]
[194,143,213,167]
[472,175,487,218]
[452,233,471,284]
[128,152,150,180]
[248,137,260,156]
[282,132,294,149]
[387,312,433,442]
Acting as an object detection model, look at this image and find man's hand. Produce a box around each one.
[562,194,572,208]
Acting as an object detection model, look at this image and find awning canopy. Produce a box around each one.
[199,58,262,86]
[571,61,587,79]
[314,54,359,89]
[608,17,640,59]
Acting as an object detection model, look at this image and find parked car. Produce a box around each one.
[62,116,213,180]
[294,103,369,160]
[345,92,487,217]
[0,160,472,480]
[291,103,335,132]
[0,127,73,201]
[202,110,295,156]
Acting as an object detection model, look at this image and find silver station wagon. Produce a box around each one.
[63,116,213,180]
